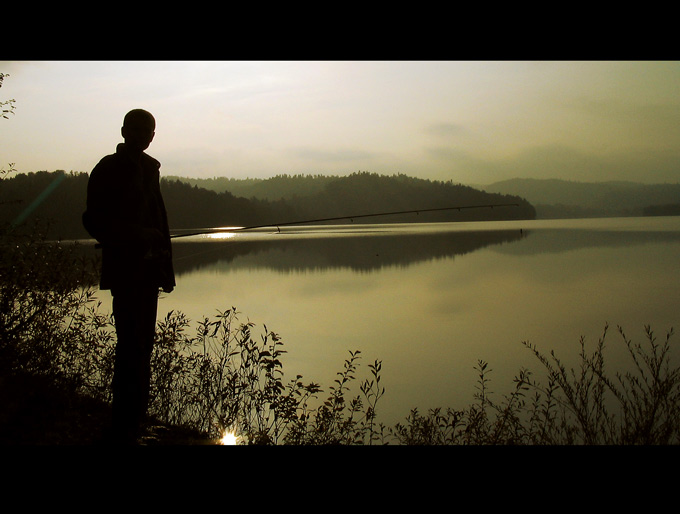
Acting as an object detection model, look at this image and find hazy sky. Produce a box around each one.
[1,60,679,185]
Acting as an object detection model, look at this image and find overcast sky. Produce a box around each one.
[1,60,679,185]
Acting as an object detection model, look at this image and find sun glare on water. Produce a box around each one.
[207,229,238,240]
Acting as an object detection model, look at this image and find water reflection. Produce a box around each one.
[170,218,680,275]
[90,218,680,427]
[501,227,680,255]
[170,224,528,276]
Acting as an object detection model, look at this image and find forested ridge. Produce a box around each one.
[0,170,535,240]
[165,173,335,201]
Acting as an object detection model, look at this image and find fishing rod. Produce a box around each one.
[170,202,520,239]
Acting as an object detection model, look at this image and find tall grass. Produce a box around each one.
[1,227,679,444]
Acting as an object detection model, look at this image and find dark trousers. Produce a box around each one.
[110,286,159,442]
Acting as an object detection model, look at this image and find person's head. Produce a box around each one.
[121,109,155,153]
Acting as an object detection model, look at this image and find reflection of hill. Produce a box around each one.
[495,228,680,256]
[170,226,526,276]
[76,221,680,279]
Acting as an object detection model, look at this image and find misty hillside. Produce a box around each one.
[482,178,680,218]
[0,171,535,240]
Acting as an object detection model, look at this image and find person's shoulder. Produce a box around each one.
[93,144,129,171]
[90,150,125,184]
[94,153,117,168]
[141,152,161,170]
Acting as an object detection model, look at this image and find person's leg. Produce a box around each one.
[110,286,159,443]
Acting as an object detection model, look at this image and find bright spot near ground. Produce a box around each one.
[221,431,239,445]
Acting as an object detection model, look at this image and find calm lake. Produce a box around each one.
[96,216,680,426]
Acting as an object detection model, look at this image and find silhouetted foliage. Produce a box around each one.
[0,72,14,121]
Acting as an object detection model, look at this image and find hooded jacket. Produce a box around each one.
[82,143,175,291]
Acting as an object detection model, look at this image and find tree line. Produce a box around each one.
[0,170,536,240]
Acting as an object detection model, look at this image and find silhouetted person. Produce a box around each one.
[83,109,175,444]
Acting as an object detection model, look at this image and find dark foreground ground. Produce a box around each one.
[0,371,216,446]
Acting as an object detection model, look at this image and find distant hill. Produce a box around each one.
[0,171,535,240]
[482,178,680,218]
[163,172,536,227]
[265,172,536,223]
[165,174,336,201]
